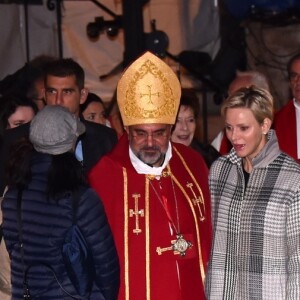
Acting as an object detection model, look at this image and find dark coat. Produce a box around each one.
[0,123,30,195]
[2,152,120,300]
[190,138,220,168]
[80,119,117,174]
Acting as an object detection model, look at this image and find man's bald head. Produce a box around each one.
[228,71,270,96]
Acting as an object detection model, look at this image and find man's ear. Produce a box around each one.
[80,88,89,104]
[124,126,129,135]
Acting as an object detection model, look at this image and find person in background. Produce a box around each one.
[274,52,300,162]
[2,106,120,300]
[105,91,124,139]
[0,55,56,111]
[89,52,212,300]
[43,58,118,176]
[171,91,220,167]
[205,86,300,299]
[26,55,57,110]
[0,95,38,132]
[0,58,118,204]
[0,95,38,193]
[211,70,270,154]
[0,55,56,193]
[80,92,111,126]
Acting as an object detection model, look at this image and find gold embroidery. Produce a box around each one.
[173,146,206,221]
[146,168,170,181]
[129,193,144,234]
[146,174,156,180]
[145,177,150,300]
[156,236,192,256]
[161,168,171,177]
[123,168,130,300]
[117,52,181,126]
[186,182,205,221]
[140,85,160,104]
[170,146,206,285]
[156,240,177,255]
[123,145,207,297]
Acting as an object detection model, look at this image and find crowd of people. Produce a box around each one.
[0,49,299,300]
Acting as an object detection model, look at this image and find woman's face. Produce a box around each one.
[224,107,269,160]
[82,101,106,125]
[171,105,196,147]
[7,106,35,129]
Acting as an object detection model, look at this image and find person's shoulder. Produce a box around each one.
[82,119,116,135]
[273,101,295,133]
[191,139,221,167]
[172,142,207,166]
[92,133,130,167]
[275,153,300,192]
[274,99,294,118]
[280,152,300,170]
[81,185,100,201]
[172,141,198,156]
[81,120,118,146]
[209,153,231,172]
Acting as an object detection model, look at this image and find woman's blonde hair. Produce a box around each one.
[221,85,274,124]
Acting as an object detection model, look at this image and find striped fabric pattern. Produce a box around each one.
[205,130,300,299]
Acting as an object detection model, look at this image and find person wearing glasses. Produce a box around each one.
[88,52,212,300]
[274,53,300,163]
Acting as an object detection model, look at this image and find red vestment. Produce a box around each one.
[273,100,300,163]
[88,133,212,300]
[219,131,232,155]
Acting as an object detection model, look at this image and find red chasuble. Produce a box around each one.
[89,133,212,300]
[274,100,300,163]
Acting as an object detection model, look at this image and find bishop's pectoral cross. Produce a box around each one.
[129,193,144,234]
[156,234,193,257]
[140,85,160,104]
[186,182,205,221]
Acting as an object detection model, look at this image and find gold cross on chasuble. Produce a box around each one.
[186,182,205,221]
[129,193,144,234]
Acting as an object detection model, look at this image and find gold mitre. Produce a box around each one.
[117,51,181,126]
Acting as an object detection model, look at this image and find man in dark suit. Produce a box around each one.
[0,58,117,195]
[43,58,118,174]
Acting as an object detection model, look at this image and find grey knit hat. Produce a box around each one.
[29,105,85,155]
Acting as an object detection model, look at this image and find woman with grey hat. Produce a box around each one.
[1,105,120,300]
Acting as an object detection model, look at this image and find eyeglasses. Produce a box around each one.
[131,129,169,142]
[289,72,300,82]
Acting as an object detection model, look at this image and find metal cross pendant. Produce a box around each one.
[172,234,193,257]
[156,235,192,256]
[156,240,176,256]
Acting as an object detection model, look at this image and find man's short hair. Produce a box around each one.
[287,52,300,77]
[44,58,85,90]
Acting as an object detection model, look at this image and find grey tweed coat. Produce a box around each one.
[205,130,300,299]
